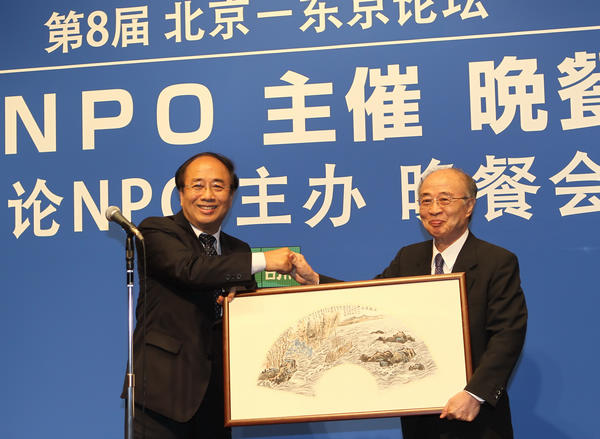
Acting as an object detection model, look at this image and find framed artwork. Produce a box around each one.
[223,274,471,426]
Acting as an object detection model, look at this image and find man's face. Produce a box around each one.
[178,155,234,234]
[418,169,474,250]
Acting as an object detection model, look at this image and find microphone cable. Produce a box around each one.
[140,238,148,439]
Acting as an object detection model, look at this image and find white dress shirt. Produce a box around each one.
[431,228,484,404]
[190,224,266,274]
[430,228,469,274]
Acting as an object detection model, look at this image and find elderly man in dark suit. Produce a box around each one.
[377,168,527,439]
[280,167,527,438]
[279,167,527,438]
[125,152,310,439]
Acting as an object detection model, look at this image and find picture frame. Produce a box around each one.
[223,274,471,426]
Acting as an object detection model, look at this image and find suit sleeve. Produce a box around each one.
[374,248,406,279]
[317,247,411,285]
[139,217,255,292]
[465,250,527,406]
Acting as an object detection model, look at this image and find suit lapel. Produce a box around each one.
[416,242,433,276]
[219,232,233,256]
[452,231,479,292]
[173,210,204,252]
[173,210,236,256]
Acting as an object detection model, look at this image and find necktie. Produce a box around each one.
[434,253,445,275]
[198,233,217,256]
[198,234,222,318]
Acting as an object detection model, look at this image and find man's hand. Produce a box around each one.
[264,247,293,273]
[290,253,319,285]
[217,286,240,305]
[440,391,481,422]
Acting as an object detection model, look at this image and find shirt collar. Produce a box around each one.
[431,228,469,274]
[189,223,222,254]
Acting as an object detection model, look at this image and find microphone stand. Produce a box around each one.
[125,233,136,439]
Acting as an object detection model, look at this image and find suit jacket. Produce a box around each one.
[123,211,257,423]
[377,232,527,438]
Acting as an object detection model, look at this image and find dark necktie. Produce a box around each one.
[198,234,222,318]
[434,253,445,275]
[198,233,217,257]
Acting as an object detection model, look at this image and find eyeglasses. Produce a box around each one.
[418,196,471,207]
[184,182,230,193]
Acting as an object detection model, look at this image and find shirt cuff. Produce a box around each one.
[465,390,484,404]
[251,252,266,275]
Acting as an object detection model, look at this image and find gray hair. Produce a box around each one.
[418,167,477,198]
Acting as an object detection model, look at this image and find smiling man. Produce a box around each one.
[124,152,312,439]
[376,168,527,439]
[177,154,236,235]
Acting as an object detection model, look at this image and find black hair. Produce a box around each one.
[175,152,239,192]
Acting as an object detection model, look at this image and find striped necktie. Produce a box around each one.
[198,234,222,318]
[198,233,217,256]
[434,253,444,275]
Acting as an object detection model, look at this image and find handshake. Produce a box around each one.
[218,248,318,305]
[264,247,319,285]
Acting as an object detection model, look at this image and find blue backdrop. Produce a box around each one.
[1,1,599,438]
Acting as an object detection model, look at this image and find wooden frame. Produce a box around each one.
[223,274,471,426]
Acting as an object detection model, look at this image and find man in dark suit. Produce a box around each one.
[286,167,526,438]
[377,168,528,438]
[125,152,304,439]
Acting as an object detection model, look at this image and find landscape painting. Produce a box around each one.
[224,275,471,425]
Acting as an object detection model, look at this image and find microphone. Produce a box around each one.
[105,206,144,241]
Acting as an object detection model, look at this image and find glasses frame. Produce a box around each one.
[183,182,231,194]
[418,195,471,207]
